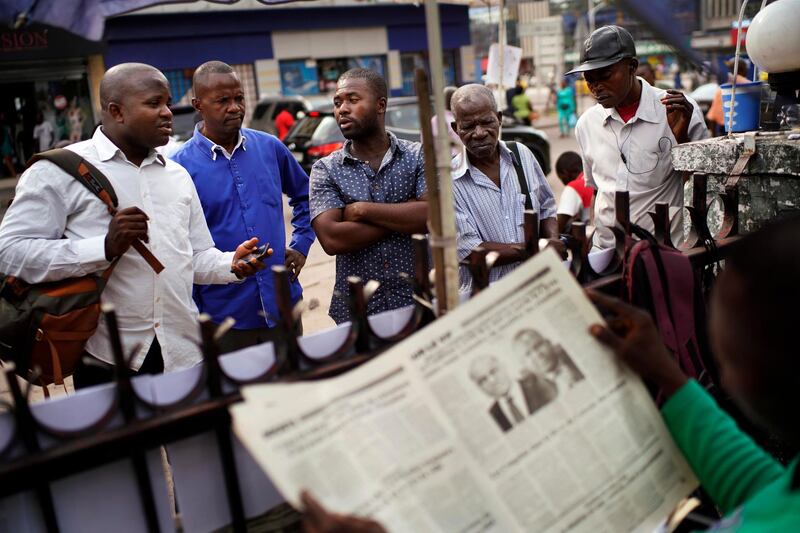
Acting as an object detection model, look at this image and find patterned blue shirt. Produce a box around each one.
[171,125,315,329]
[453,141,556,291]
[309,131,426,324]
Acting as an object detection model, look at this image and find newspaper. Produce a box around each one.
[232,250,698,533]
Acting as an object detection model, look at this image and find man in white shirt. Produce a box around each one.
[570,26,708,249]
[0,63,266,388]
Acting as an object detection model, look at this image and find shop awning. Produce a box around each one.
[2,0,491,42]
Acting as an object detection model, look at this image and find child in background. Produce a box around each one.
[555,151,593,233]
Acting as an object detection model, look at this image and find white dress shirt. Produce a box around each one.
[575,78,708,249]
[0,128,239,371]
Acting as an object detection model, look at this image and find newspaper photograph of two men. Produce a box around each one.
[232,250,697,532]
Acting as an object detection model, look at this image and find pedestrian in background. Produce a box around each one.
[556,79,576,138]
[707,58,751,137]
[431,85,463,160]
[32,112,55,154]
[554,151,593,233]
[274,104,295,140]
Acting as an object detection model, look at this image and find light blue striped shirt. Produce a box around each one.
[453,141,556,291]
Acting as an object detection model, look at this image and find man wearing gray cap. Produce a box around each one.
[569,26,708,249]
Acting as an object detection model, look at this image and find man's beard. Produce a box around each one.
[342,115,379,140]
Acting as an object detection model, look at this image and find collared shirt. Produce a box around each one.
[575,78,709,249]
[207,131,246,161]
[309,131,426,324]
[0,128,238,371]
[171,125,314,329]
[452,141,557,291]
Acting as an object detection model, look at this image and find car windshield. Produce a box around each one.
[289,116,324,140]
[386,104,421,131]
[310,116,345,144]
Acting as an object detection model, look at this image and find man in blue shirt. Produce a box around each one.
[310,69,428,324]
[172,61,314,352]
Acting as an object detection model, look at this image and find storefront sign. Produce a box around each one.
[0,24,104,62]
[1,29,48,52]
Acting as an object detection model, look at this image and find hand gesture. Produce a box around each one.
[231,237,270,279]
[105,207,149,260]
[284,247,307,281]
[660,90,693,144]
[587,290,687,397]
[301,491,387,533]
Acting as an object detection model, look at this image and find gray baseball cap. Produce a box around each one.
[566,25,637,76]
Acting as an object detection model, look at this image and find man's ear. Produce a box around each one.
[629,58,639,74]
[107,102,124,124]
[376,96,387,115]
[450,120,458,133]
[496,111,503,123]
[191,96,201,113]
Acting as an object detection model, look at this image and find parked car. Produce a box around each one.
[283,108,345,174]
[384,96,551,175]
[284,96,552,176]
[170,104,200,141]
[250,94,332,137]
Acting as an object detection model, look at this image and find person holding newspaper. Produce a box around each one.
[589,216,800,532]
[296,216,800,532]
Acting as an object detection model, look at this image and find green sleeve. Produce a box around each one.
[661,380,785,514]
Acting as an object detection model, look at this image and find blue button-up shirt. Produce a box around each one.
[453,141,556,291]
[171,125,315,329]
[309,132,426,324]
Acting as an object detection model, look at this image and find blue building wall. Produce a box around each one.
[104,5,471,70]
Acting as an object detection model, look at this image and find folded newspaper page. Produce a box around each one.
[232,250,698,532]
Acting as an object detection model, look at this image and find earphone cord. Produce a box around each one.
[610,121,672,175]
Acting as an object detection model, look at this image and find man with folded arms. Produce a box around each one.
[310,68,428,324]
[0,63,265,388]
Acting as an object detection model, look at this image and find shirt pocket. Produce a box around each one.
[255,172,281,208]
[625,135,674,189]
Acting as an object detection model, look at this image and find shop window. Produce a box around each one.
[399,51,457,96]
[279,60,320,96]
[164,68,194,105]
[279,56,387,96]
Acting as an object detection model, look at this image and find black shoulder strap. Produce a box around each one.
[506,141,533,211]
[27,149,118,209]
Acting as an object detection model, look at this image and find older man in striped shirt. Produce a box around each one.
[450,84,560,291]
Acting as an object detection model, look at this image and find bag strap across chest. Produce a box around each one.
[28,149,164,273]
[506,141,534,211]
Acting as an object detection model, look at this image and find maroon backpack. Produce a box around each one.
[623,225,719,403]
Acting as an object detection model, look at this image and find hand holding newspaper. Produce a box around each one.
[232,250,697,532]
